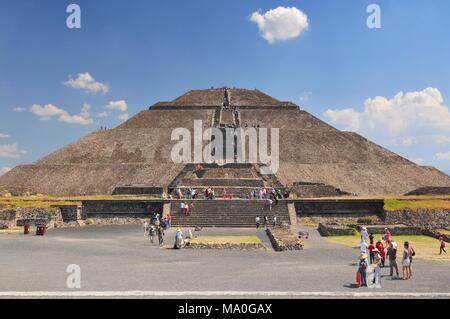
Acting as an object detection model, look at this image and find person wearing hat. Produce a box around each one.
[358,253,369,287]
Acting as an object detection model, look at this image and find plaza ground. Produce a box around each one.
[1,225,449,298]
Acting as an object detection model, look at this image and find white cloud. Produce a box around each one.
[412,158,425,165]
[118,113,129,122]
[30,104,66,120]
[324,88,450,135]
[389,136,416,147]
[96,111,109,118]
[106,100,128,112]
[435,151,450,161]
[13,107,26,112]
[250,6,309,44]
[324,108,361,131]
[0,143,27,158]
[29,103,93,126]
[433,135,450,144]
[63,72,109,94]
[0,133,10,139]
[0,167,12,176]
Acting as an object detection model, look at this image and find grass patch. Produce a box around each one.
[326,233,450,263]
[438,229,450,235]
[0,227,25,235]
[384,197,450,211]
[190,236,262,245]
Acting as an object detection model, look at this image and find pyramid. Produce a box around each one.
[1,87,449,196]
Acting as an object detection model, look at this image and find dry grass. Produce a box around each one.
[326,233,450,263]
[0,226,24,235]
[190,236,262,245]
[384,197,450,211]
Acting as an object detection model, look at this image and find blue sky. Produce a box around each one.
[1,0,450,174]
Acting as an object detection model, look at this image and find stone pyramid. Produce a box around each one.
[1,87,449,196]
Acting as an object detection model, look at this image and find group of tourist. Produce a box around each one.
[179,202,194,216]
[255,215,278,229]
[143,214,166,246]
[357,227,416,288]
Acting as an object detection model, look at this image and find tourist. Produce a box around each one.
[386,241,399,277]
[184,203,189,216]
[180,202,185,215]
[149,225,156,244]
[157,226,164,246]
[267,198,273,211]
[439,236,447,255]
[361,227,369,242]
[273,216,277,227]
[256,216,261,229]
[162,217,168,230]
[371,248,382,288]
[385,228,391,242]
[167,212,172,228]
[360,239,368,254]
[189,202,195,216]
[155,214,161,227]
[229,191,233,200]
[402,241,412,280]
[222,189,227,200]
[143,220,149,237]
[204,187,209,199]
[369,232,374,245]
[174,228,184,249]
[264,215,269,228]
[375,239,385,267]
[368,241,375,264]
[358,253,369,287]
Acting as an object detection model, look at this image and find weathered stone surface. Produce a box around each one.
[382,209,450,230]
[318,222,356,236]
[267,225,304,251]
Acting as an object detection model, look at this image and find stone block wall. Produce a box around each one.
[318,223,356,236]
[295,199,384,217]
[382,209,450,230]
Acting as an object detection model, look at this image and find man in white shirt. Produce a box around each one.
[360,239,369,254]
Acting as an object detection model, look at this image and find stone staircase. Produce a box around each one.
[170,199,290,228]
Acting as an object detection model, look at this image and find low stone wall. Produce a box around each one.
[382,209,450,230]
[59,205,79,222]
[82,200,163,218]
[318,223,356,236]
[0,209,16,228]
[295,199,384,217]
[9,207,63,228]
[354,224,423,235]
[266,226,304,251]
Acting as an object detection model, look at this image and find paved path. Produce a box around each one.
[0,225,449,298]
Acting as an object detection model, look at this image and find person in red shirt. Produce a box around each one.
[376,239,385,267]
[229,191,233,200]
[167,212,172,228]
